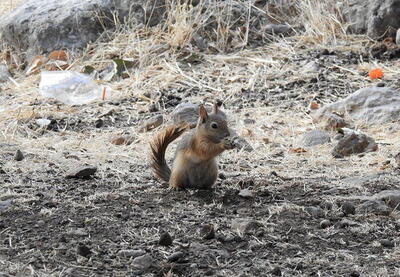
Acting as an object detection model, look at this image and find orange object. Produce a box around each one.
[369,68,383,79]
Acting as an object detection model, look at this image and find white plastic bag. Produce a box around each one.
[39,71,110,105]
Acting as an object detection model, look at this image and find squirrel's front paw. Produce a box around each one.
[223,137,236,150]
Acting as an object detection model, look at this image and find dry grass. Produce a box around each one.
[0,0,399,190]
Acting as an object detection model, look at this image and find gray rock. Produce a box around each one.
[36,118,51,128]
[67,228,88,237]
[0,64,11,82]
[132,254,154,270]
[343,0,400,38]
[357,200,391,215]
[322,113,347,130]
[65,165,97,179]
[238,189,254,198]
[14,149,24,161]
[332,128,377,158]
[243,118,256,125]
[0,199,13,211]
[172,102,227,127]
[305,206,324,218]
[341,202,356,216]
[320,219,331,229]
[337,219,359,228]
[117,249,146,258]
[380,239,395,248]
[229,134,254,152]
[0,0,165,59]
[231,218,263,235]
[301,129,331,147]
[315,87,400,125]
[303,60,319,73]
[374,190,400,209]
[264,24,292,35]
[199,224,215,240]
[167,251,184,262]
[143,115,163,131]
[158,231,173,246]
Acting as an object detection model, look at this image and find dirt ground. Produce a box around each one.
[2,2,400,276]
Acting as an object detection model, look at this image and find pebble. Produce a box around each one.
[167,251,184,262]
[231,218,263,235]
[117,249,146,258]
[65,166,97,179]
[77,244,91,258]
[341,202,356,216]
[158,231,173,246]
[320,219,332,229]
[14,149,24,161]
[143,115,163,131]
[380,239,394,248]
[305,206,324,218]
[199,224,215,240]
[132,254,154,270]
[238,189,254,198]
[110,135,134,146]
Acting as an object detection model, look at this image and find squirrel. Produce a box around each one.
[150,103,233,190]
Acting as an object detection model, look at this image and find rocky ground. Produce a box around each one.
[2,1,400,277]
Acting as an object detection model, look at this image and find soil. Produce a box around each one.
[2,40,400,277]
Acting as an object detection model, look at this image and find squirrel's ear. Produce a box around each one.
[199,105,208,123]
[212,102,219,114]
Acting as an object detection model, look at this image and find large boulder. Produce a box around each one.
[343,0,400,38]
[315,87,400,125]
[0,0,165,59]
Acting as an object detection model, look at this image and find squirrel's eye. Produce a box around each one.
[211,122,218,129]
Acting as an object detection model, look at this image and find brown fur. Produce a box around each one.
[149,124,188,182]
[150,104,231,189]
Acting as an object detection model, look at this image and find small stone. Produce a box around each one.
[132,254,154,270]
[332,128,377,158]
[320,219,331,229]
[77,244,91,258]
[337,219,358,228]
[158,231,173,246]
[271,266,282,276]
[374,190,400,209]
[167,251,184,262]
[67,228,88,237]
[303,60,319,73]
[350,271,361,277]
[36,118,51,128]
[323,113,346,130]
[238,189,254,198]
[380,239,394,248]
[341,202,356,216]
[144,115,163,131]
[148,103,158,113]
[265,24,292,35]
[110,135,134,146]
[231,218,263,235]
[199,224,215,240]
[356,200,391,215]
[65,166,97,179]
[0,199,13,211]
[14,150,24,161]
[243,118,256,125]
[117,249,146,258]
[95,119,104,128]
[0,64,11,82]
[301,129,331,147]
[305,206,324,218]
[376,82,385,87]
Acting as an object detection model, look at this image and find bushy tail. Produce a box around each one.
[150,124,188,182]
